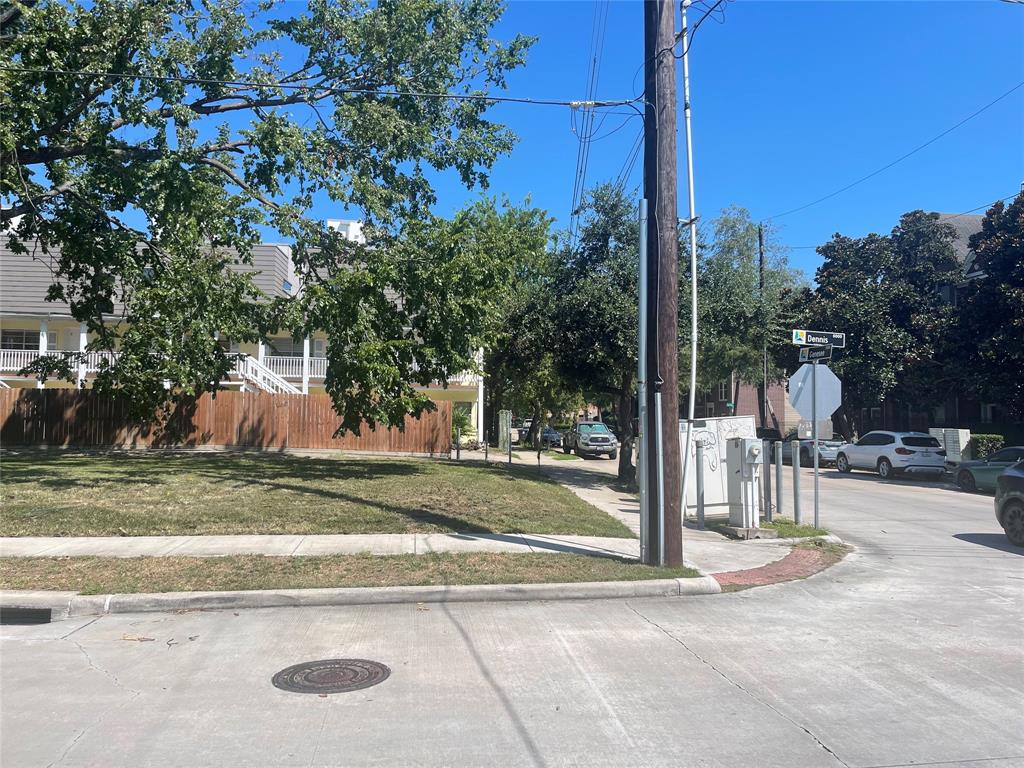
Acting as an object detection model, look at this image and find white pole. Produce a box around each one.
[655,390,666,567]
[302,336,310,395]
[812,360,820,528]
[637,199,650,564]
[476,347,485,443]
[257,341,265,365]
[37,320,47,389]
[77,322,87,387]
[679,0,700,526]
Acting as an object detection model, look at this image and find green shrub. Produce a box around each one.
[971,434,1004,459]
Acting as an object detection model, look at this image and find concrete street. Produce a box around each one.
[2,464,1022,768]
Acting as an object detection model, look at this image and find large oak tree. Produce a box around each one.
[1,0,532,429]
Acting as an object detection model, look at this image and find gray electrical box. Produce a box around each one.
[726,437,763,528]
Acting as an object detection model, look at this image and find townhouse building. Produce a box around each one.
[0,219,484,437]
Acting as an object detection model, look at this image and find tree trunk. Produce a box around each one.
[617,374,636,484]
[528,401,542,449]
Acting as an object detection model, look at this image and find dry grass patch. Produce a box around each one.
[0,553,698,594]
[0,452,632,538]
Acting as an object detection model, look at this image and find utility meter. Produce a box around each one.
[726,437,763,528]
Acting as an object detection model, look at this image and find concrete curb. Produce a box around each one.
[1,576,721,619]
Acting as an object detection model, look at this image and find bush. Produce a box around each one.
[971,434,1004,459]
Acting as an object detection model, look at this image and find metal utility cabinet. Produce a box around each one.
[727,437,764,529]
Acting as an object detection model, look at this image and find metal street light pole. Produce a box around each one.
[678,0,700,538]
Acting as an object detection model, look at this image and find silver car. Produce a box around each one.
[836,431,946,479]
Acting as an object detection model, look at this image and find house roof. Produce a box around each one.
[935,213,984,273]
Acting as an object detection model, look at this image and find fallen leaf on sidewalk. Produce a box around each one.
[416,603,430,612]
[121,634,155,642]
[188,635,199,641]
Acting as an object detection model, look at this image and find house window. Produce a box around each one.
[1,329,56,350]
[717,381,728,401]
[981,404,1000,424]
[267,337,304,357]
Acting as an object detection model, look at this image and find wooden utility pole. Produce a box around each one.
[642,0,682,567]
[759,223,768,429]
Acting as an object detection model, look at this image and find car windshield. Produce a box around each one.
[902,436,941,448]
[578,423,610,434]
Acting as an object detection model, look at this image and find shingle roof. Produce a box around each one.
[935,213,984,272]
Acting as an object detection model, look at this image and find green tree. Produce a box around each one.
[958,193,1024,419]
[796,211,961,436]
[686,207,801,414]
[1,0,532,429]
[551,184,642,481]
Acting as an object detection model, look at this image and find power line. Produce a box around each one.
[767,80,1024,221]
[569,0,611,246]
[0,65,639,110]
[782,192,1020,250]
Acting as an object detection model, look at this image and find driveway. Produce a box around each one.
[2,462,1021,768]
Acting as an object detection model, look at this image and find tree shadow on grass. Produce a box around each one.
[0,451,426,491]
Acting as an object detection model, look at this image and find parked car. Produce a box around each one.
[957,446,1024,493]
[995,460,1024,547]
[836,431,946,479]
[540,425,563,448]
[770,432,846,467]
[562,421,619,459]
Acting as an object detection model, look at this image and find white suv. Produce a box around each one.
[836,431,946,479]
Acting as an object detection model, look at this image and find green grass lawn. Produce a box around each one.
[760,517,828,538]
[546,450,581,461]
[0,553,697,594]
[0,452,633,538]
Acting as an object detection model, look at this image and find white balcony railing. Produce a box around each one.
[263,355,305,379]
[263,356,330,380]
[0,349,116,373]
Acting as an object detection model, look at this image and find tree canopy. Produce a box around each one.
[1,0,532,428]
[958,193,1024,419]
[795,210,962,434]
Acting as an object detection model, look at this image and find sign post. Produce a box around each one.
[789,350,843,529]
[812,361,819,528]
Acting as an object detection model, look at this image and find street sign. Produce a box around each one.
[788,363,842,420]
[792,329,846,348]
[798,345,832,363]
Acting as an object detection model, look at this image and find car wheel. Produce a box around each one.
[957,469,977,492]
[799,449,812,468]
[877,457,893,479]
[1003,501,1024,547]
[836,453,851,473]
[609,450,617,460]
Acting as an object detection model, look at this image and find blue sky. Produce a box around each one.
[422,0,1024,279]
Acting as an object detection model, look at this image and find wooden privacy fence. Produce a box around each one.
[0,389,451,456]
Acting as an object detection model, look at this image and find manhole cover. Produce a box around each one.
[271,659,391,694]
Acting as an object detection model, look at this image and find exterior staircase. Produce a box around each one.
[232,354,301,395]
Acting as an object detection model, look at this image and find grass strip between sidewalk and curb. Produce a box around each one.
[1,452,633,539]
[703,516,828,539]
[0,553,699,595]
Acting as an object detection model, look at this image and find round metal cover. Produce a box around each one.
[271,659,390,694]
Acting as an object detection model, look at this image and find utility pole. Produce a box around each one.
[643,0,681,566]
[759,223,768,430]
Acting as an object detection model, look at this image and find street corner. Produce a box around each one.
[712,539,851,592]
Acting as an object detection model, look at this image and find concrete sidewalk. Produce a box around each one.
[0,531,791,574]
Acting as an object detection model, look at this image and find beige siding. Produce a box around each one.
[0,238,80,316]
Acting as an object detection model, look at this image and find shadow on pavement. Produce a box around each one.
[953,533,1022,555]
